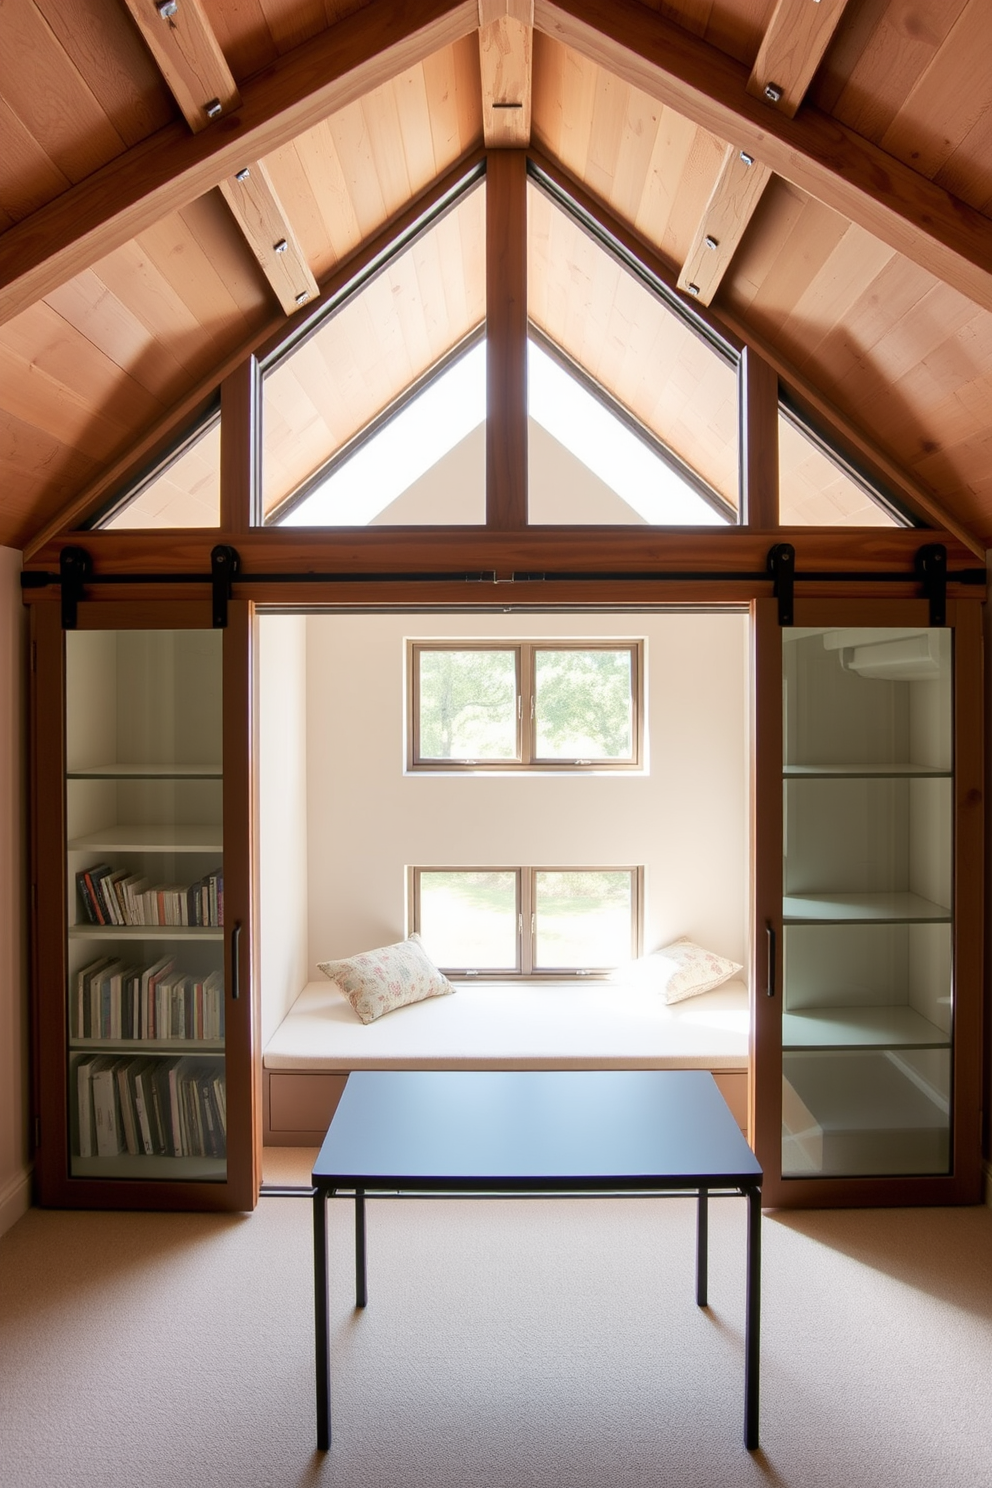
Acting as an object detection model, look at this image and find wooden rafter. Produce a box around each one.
[747,0,852,119]
[120,0,241,131]
[677,146,772,305]
[479,1,534,147]
[534,0,992,317]
[678,0,848,306]
[0,0,479,327]
[218,162,319,315]
[122,0,318,316]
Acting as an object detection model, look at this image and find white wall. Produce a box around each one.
[258,616,310,1046]
[0,547,28,1238]
[300,610,748,976]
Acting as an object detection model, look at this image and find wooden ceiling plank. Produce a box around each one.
[119,0,241,132]
[677,144,771,304]
[0,0,479,327]
[746,0,852,118]
[533,0,992,316]
[479,9,534,147]
[33,0,175,147]
[218,161,319,315]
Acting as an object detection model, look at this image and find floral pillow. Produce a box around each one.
[317,933,454,1024]
[613,938,743,1005]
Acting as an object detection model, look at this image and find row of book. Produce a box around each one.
[76,1054,226,1160]
[76,862,224,928]
[72,955,225,1042]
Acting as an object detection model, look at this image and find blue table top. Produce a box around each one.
[313,1070,762,1191]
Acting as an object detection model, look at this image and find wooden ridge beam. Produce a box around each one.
[218,162,319,314]
[479,1,534,146]
[535,0,992,316]
[747,0,852,119]
[0,0,478,327]
[120,0,241,131]
[677,145,772,304]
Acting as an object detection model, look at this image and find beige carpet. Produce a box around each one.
[2,1154,991,1488]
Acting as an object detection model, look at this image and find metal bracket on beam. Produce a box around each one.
[916,544,947,626]
[767,543,795,627]
[59,546,92,630]
[210,544,240,628]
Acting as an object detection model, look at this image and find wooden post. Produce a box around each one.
[220,358,258,532]
[740,346,779,528]
[486,151,528,530]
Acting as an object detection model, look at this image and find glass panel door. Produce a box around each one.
[65,629,226,1182]
[781,627,953,1177]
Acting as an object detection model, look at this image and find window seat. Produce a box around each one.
[262,977,751,1146]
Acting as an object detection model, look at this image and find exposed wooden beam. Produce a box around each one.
[747,0,852,119]
[479,2,534,147]
[740,346,780,527]
[24,525,984,588]
[534,0,992,316]
[486,150,528,528]
[218,162,319,314]
[0,0,478,327]
[23,148,486,558]
[219,357,257,532]
[678,0,848,305]
[677,145,772,305]
[528,147,987,557]
[120,0,241,131]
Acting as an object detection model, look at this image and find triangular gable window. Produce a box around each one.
[527,175,739,526]
[778,398,906,527]
[92,408,220,530]
[262,177,486,528]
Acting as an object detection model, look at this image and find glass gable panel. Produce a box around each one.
[527,180,739,524]
[779,407,904,527]
[262,181,486,527]
[98,416,220,530]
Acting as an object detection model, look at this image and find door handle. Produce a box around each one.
[766,923,776,998]
[231,921,241,1000]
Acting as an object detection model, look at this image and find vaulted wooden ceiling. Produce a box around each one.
[1,0,990,552]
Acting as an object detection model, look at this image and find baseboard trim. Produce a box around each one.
[0,1166,32,1240]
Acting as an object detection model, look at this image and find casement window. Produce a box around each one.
[409,641,642,770]
[411,867,642,977]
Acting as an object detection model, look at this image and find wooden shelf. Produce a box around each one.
[783,763,950,778]
[68,824,223,852]
[782,1005,950,1050]
[67,764,222,779]
[69,926,224,941]
[70,1038,224,1054]
[70,1155,226,1181]
[784,891,951,924]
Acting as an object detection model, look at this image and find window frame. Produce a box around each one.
[409,865,643,978]
[408,639,644,771]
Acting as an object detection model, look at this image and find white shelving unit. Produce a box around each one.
[781,626,953,1179]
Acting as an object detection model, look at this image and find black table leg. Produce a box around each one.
[314,1187,331,1451]
[744,1184,762,1451]
[355,1189,367,1308]
[696,1188,709,1307]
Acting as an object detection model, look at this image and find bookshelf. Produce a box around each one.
[31,601,257,1212]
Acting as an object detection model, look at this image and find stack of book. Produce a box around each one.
[76,864,223,927]
[72,956,225,1040]
[76,1055,227,1160]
